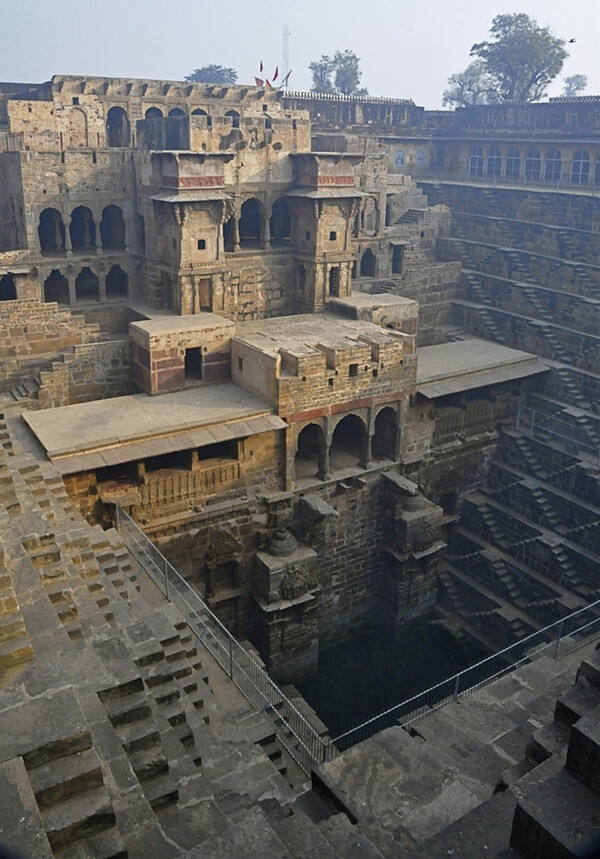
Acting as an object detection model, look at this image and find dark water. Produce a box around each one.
[296,617,488,738]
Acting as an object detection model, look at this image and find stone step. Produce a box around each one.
[42,785,115,850]
[0,611,26,643]
[577,648,600,689]
[510,768,600,858]
[141,772,179,811]
[273,811,340,858]
[127,747,169,783]
[118,720,161,756]
[54,824,127,859]
[554,683,600,727]
[28,747,104,810]
[104,691,152,728]
[0,633,34,669]
[566,705,600,793]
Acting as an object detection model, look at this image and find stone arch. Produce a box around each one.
[269,197,291,244]
[486,147,501,178]
[69,206,96,252]
[100,205,126,250]
[524,148,541,181]
[239,198,263,247]
[372,406,397,460]
[544,149,562,183]
[75,267,100,301]
[38,208,65,254]
[225,109,240,128]
[571,150,590,186]
[168,107,185,117]
[360,248,376,278]
[468,146,483,178]
[43,269,69,304]
[329,414,366,471]
[0,274,16,300]
[505,147,520,180]
[106,106,130,148]
[361,197,377,235]
[106,264,128,298]
[192,108,211,126]
[295,423,324,481]
[68,107,88,147]
[145,106,163,118]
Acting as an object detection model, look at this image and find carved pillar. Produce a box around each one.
[67,276,76,305]
[261,214,270,250]
[99,274,107,303]
[63,218,72,256]
[319,417,331,481]
[233,216,240,252]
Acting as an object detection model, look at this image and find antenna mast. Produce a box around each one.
[282,25,291,87]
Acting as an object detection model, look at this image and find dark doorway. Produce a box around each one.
[225,110,240,128]
[106,265,128,297]
[360,248,376,278]
[329,266,340,297]
[106,106,130,148]
[223,217,235,252]
[185,347,203,381]
[168,107,185,117]
[100,205,126,250]
[38,208,65,254]
[329,414,365,471]
[0,274,16,300]
[75,267,100,301]
[270,197,291,244]
[69,206,96,252]
[295,424,323,480]
[43,270,69,304]
[391,245,403,274]
[239,199,262,247]
[373,407,397,460]
[145,107,163,119]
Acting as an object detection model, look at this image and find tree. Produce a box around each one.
[562,74,587,97]
[469,14,567,102]
[185,65,238,85]
[310,50,367,95]
[309,56,335,93]
[443,61,501,107]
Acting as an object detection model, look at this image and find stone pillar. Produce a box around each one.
[63,219,72,256]
[233,217,240,252]
[99,274,107,303]
[395,400,405,459]
[319,418,331,480]
[67,276,76,305]
[261,215,270,250]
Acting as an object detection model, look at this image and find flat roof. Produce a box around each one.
[24,383,284,473]
[130,313,233,337]
[331,293,417,310]
[234,313,404,357]
[416,339,548,398]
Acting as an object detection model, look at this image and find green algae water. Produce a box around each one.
[296,616,488,738]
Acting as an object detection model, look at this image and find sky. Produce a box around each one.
[2,0,599,108]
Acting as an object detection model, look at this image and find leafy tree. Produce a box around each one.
[562,74,587,97]
[443,60,501,107]
[309,56,335,93]
[310,50,367,95]
[185,65,238,85]
[469,14,567,102]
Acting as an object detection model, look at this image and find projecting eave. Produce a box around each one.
[285,187,366,199]
[150,191,233,204]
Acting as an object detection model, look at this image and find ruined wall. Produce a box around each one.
[0,153,26,251]
[35,339,133,408]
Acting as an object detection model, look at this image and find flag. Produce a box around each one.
[265,80,272,89]
[273,66,279,81]
[283,70,292,86]
[254,77,264,86]
[259,60,263,72]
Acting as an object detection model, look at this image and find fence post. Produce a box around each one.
[164,557,169,600]
[554,618,565,659]
[453,673,461,700]
[229,637,234,680]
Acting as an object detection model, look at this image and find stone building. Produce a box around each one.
[0,76,598,855]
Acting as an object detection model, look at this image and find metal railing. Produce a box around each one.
[323,598,600,757]
[516,405,600,464]
[114,506,328,775]
[116,507,600,765]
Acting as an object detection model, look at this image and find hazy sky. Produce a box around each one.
[3,0,599,108]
